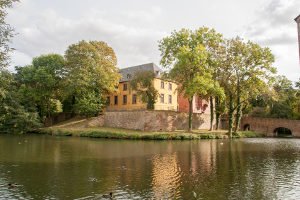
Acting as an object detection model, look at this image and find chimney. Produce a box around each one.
[295,15,300,64]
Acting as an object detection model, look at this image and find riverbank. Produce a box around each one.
[39,126,265,140]
[33,116,265,140]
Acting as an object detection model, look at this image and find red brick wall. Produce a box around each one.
[241,117,300,137]
[178,94,209,114]
[178,94,190,113]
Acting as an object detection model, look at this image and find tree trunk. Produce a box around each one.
[188,97,193,132]
[71,95,76,114]
[209,96,214,131]
[215,97,221,130]
[235,109,242,132]
[234,97,242,133]
[234,81,241,132]
[228,94,234,138]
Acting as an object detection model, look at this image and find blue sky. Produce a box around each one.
[6,0,300,81]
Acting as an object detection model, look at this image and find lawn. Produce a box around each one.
[39,126,264,140]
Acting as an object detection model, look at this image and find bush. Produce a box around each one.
[233,131,265,138]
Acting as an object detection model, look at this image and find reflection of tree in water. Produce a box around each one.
[212,140,300,199]
[173,141,218,199]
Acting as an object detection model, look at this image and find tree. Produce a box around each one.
[214,96,225,130]
[0,1,40,134]
[15,54,65,120]
[159,27,224,132]
[269,76,298,119]
[220,38,276,136]
[0,0,18,101]
[64,40,120,116]
[0,0,18,69]
[250,76,300,119]
[0,71,41,134]
[130,71,158,109]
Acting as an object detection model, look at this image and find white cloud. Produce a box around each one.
[8,4,165,68]
[243,0,300,81]
[6,0,300,81]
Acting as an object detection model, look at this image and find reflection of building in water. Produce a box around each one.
[151,154,182,199]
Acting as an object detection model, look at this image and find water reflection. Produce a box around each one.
[151,153,182,199]
[0,135,299,199]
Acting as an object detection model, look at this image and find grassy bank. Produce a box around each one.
[39,126,265,140]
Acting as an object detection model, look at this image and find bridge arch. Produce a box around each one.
[243,124,250,131]
[273,127,293,137]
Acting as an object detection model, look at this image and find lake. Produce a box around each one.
[0,135,299,199]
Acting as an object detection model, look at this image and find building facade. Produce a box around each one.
[178,94,211,114]
[106,63,178,111]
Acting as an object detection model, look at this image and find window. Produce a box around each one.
[132,94,137,104]
[123,95,127,104]
[123,83,127,91]
[114,96,118,105]
[161,81,164,89]
[106,96,110,105]
[160,94,164,103]
[127,74,132,79]
[168,95,172,104]
[168,83,172,90]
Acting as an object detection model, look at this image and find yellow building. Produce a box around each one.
[106,63,178,111]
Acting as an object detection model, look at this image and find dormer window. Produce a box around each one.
[156,71,160,76]
[127,74,132,79]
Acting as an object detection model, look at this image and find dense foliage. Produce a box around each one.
[130,71,158,109]
[159,28,287,136]
[15,54,65,120]
[64,40,120,116]
[159,27,225,131]
[250,76,300,119]
[0,71,41,133]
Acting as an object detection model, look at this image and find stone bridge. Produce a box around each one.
[241,117,300,137]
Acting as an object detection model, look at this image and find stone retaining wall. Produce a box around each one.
[103,110,215,131]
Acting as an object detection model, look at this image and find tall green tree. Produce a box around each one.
[159,27,224,131]
[0,0,18,97]
[64,40,120,116]
[130,71,158,110]
[220,38,276,136]
[15,54,65,120]
[0,0,40,134]
[0,71,41,134]
[0,0,18,69]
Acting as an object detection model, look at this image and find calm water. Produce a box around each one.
[0,135,299,200]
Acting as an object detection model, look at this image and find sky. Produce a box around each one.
[6,0,300,82]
